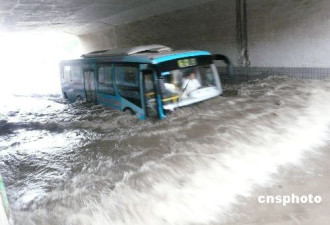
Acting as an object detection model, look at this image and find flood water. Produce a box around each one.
[1,77,330,225]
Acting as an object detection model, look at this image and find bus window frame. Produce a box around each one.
[96,63,115,95]
[71,64,83,82]
[143,64,166,119]
[63,65,71,81]
[114,63,142,108]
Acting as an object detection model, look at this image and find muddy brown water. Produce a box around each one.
[1,77,330,225]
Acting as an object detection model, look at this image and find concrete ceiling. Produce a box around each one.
[0,0,214,35]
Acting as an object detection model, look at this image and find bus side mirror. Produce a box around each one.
[158,77,166,95]
[213,54,233,77]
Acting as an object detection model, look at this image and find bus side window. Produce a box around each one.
[116,66,139,86]
[115,65,141,107]
[63,66,71,80]
[71,65,82,81]
[98,67,106,83]
[98,65,115,95]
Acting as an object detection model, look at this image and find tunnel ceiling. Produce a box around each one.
[0,0,214,35]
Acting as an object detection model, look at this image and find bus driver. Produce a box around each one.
[181,71,201,98]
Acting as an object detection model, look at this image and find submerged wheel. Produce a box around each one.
[76,95,83,102]
[124,108,135,115]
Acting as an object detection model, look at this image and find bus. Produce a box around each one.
[0,175,12,225]
[60,45,232,120]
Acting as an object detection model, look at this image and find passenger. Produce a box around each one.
[181,71,201,97]
[163,76,178,94]
[164,83,177,94]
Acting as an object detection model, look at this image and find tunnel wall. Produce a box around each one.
[79,0,330,68]
[79,0,238,65]
[247,0,330,67]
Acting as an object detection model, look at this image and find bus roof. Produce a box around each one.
[82,45,173,58]
[70,45,212,65]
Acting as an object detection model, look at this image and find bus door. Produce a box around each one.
[83,70,96,103]
[142,70,160,119]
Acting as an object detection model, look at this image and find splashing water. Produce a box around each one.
[1,77,330,225]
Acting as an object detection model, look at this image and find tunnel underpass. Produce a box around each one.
[1,0,330,225]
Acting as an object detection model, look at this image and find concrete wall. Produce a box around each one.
[79,0,330,68]
[79,0,238,65]
[248,0,330,67]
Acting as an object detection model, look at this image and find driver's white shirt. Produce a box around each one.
[181,79,201,97]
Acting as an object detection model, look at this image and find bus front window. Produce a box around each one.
[161,64,221,111]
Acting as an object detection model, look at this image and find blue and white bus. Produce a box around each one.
[60,45,231,120]
[0,175,12,225]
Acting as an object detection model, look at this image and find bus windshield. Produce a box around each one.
[161,64,221,111]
